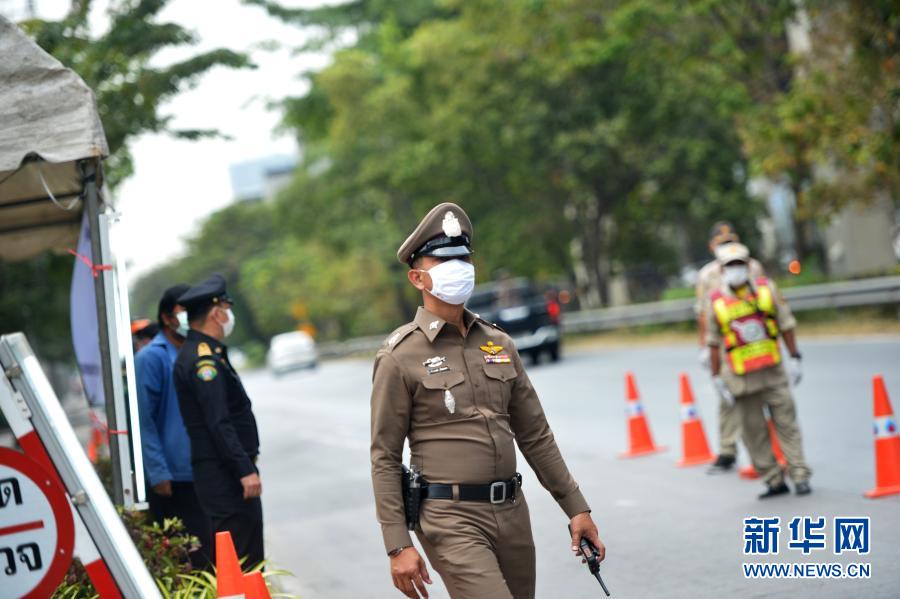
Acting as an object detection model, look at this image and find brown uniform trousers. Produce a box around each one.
[371,307,589,599]
[736,381,812,486]
[417,494,535,598]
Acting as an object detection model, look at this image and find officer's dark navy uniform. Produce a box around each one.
[173,275,263,567]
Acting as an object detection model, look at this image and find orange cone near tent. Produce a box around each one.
[676,374,715,467]
[865,376,900,498]
[244,572,271,599]
[216,531,246,599]
[619,372,665,458]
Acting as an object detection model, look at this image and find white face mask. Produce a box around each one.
[175,311,190,337]
[221,308,235,337]
[422,259,475,305]
[724,264,750,288]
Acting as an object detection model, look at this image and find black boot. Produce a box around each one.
[758,482,790,499]
[794,481,812,496]
[707,454,736,474]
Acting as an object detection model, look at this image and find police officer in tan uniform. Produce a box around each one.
[706,243,812,499]
[371,203,604,599]
[695,223,765,473]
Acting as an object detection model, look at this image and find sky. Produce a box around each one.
[19,0,333,280]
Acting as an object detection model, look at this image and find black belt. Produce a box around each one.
[424,474,522,504]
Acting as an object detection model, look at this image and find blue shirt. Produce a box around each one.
[136,332,193,485]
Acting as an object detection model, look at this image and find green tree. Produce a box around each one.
[1,1,251,366]
[741,0,899,220]
[21,0,253,187]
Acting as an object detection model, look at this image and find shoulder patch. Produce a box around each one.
[197,342,212,357]
[196,363,218,382]
[383,322,417,351]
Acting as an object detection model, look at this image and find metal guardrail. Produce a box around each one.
[318,275,900,356]
[563,275,900,334]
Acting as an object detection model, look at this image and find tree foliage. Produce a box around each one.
[20,0,253,188]
[1,1,251,366]
[131,0,899,346]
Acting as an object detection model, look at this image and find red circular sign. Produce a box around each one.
[0,446,74,598]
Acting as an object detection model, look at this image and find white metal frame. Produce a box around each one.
[0,333,160,598]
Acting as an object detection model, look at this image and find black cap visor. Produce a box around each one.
[410,234,472,264]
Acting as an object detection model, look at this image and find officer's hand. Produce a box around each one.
[240,473,262,499]
[152,480,172,497]
[698,347,711,370]
[788,356,802,386]
[390,547,432,598]
[570,512,606,563]
[713,376,735,406]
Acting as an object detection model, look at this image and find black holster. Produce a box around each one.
[401,464,425,530]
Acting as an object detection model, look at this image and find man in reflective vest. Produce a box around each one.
[706,242,812,498]
[695,222,766,473]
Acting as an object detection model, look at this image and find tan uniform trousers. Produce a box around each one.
[736,383,812,486]
[416,493,535,599]
[717,393,743,457]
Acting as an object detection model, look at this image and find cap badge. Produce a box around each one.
[442,211,462,238]
[479,341,503,355]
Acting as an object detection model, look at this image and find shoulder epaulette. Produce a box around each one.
[382,322,418,351]
[475,315,507,333]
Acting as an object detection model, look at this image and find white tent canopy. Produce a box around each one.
[0,15,108,261]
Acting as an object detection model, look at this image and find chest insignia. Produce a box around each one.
[197,342,212,357]
[479,341,503,356]
[443,389,456,414]
[484,354,511,364]
[423,355,449,374]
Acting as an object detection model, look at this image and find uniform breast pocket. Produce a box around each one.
[482,363,518,413]
[417,371,468,422]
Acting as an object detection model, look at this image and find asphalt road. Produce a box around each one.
[246,335,900,599]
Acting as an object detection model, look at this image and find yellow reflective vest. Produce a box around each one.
[711,278,781,375]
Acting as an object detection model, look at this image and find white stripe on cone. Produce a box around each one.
[874,416,898,440]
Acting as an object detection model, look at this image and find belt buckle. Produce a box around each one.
[490,481,507,504]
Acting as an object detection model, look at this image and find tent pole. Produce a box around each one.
[82,159,124,506]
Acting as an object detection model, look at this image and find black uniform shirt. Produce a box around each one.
[173,330,259,479]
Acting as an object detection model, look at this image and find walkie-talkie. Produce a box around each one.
[568,524,611,596]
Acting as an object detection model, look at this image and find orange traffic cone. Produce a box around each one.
[676,374,714,467]
[216,531,246,599]
[619,372,665,458]
[244,571,271,599]
[865,376,900,498]
[738,464,759,479]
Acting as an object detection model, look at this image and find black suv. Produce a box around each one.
[467,278,562,364]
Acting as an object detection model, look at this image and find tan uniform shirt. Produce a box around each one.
[705,279,797,397]
[695,258,766,316]
[371,307,589,553]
